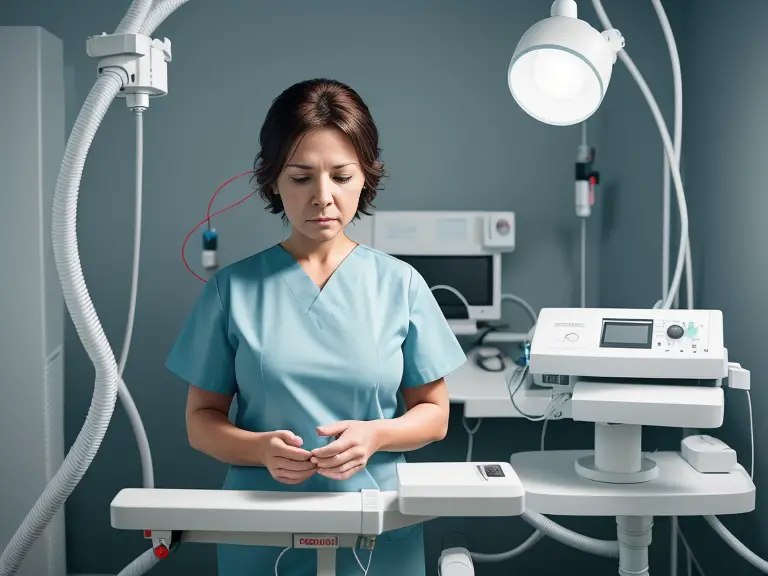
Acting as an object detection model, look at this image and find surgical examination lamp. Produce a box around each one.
[508,0,687,314]
[0,1,765,576]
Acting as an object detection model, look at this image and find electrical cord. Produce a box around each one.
[352,546,375,574]
[462,417,482,462]
[507,364,570,422]
[501,292,537,327]
[182,171,256,282]
[274,548,290,575]
[274,546,373,575]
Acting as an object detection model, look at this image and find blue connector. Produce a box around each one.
[202,229,218,251]
[202,229,219,269]
[515,342,531,367]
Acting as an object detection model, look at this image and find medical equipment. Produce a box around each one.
[508,0,624,127]
[347,211,515,335]
[0,26,68,576]
[3,1,767,576]
[529,307,728,483]
[506,306,755,574]
[109,462,525,576]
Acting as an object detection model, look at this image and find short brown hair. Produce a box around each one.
[253,79,386,220]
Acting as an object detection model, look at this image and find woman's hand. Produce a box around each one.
[311,421,380,480]
[258,430,316,485]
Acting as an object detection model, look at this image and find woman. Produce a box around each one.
[165,78,467,575]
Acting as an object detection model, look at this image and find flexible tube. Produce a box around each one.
[116,548,160,576]
[580,218,587,307]
[580,121,587,308]
[0,70,126,576]
[140,0,193,36]
[500,293,538,326]
[115,0,154,35]
[0,1,162,572]
[591,0,688,311]
[117,110,154,490]
[703,516,768,573]
[522,510,619,558]
[650,0,694,311]
[461,417,482,462]
[431,285,472,315]
[471,530,545,563]
[647,1,693,572]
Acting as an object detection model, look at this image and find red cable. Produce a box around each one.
[181,170,256,283]
[207,170,254,225]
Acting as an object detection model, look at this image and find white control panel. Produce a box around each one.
[345,210,516,254]
[396,462,525,518]
[530,308,728,380]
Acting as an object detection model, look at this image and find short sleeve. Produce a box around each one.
[400,268,467,388]
[165,275,237,395]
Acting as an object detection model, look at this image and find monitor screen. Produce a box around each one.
[393,255,494,319]
[600,320,653,349]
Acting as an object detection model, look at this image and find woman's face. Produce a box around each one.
[275,127,365,243]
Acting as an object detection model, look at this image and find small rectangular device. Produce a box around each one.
[396,462,525,517]
[530,308,728,381]
[681,435,737,473]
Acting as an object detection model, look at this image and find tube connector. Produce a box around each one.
[439,547,474,576]
[727,362,750,390]
[86,32,172,111]
[202,229,218,270]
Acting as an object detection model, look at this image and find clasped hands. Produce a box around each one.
[261,421,379,485]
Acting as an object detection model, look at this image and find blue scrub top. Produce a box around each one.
[165,243,467,573]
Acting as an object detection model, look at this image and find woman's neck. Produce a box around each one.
[281,230,357,264]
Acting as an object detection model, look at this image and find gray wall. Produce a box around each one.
[672,0,768,573]
[0,1,731,575]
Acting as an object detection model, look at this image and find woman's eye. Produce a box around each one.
[291,176,310,184]
[335,176,352,183]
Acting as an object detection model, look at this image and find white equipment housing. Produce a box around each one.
[346,211,515,334]
[528,308,729,484]
[110,462,524,575]
[0,26,67,576]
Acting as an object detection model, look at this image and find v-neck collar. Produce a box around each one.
[272,243,359,312]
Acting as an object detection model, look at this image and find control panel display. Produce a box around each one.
[600,320,653,349]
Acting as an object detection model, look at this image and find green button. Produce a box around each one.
[687,322,698,336]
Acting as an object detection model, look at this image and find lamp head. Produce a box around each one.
[508,0,625,126]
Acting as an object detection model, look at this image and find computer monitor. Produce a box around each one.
[393,253,499,321]
[345,210,514,331]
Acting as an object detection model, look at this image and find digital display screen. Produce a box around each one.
[600,320,653,349]
[393,255,493,319]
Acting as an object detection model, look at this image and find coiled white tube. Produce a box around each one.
[703,516,768,573]
[522,510,619,558]
[139,0,193,36]
[115,0,153,35]
[591,0,689,311]
[470,529,545,563]
[116,548,161,576]
[0,69,126,576]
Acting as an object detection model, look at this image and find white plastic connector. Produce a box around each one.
[439,547,474,576]
[201,250,217,270]
[727,362,751,390]
[601,29,626,58]
[86,32,172,110]
[550,0,578,18]
[575,181,591,218]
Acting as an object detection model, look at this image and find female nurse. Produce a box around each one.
[165,78,467,575]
